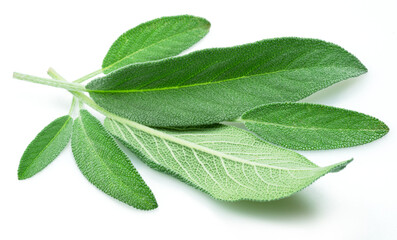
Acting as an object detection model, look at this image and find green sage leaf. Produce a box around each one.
[102,15,211,73]
[18,115,73,180]
[104,118,351,201]
[241,102,389,150]
[71,110,157,210]
[88,37,367,127]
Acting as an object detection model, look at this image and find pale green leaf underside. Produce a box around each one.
[89,37,367,127]
[71,110,157,210]
[104,118,351,201]
[102,15,210,73]
[241,103,389,150]
[18,115,72,180]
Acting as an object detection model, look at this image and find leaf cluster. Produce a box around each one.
[14,15,389,210]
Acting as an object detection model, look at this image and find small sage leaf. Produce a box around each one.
[104,118,351,201]
[241,103,389,150]
[88,37,367,127]
[18,115,73,180]
[102,15,211,73]
[71,110,157,210]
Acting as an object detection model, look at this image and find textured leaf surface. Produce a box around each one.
[18,115,72,180]
[241,103,389,150]
[104,118,351,201]
[102,15,210,73]
[88,37,367,127]
[71,110,157,210]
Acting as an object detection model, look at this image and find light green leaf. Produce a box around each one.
[71,110,157,210]
[104,117,351,201]
[241,102,389,150]
[18,115,73,180]
[88,37,367,127]
[102,15,211,73]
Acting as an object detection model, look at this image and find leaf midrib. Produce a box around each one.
[103,24,208,72]
[110,119,318,171]
[243,119,388,132]
[89,66,363,93]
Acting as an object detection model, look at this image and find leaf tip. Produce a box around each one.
[202,18,211,29]
[183,14,211,29]
[145,201,159,211]
[17,167,29,180]
[129,195,158,210]
[328,158,353,173]
[141,192,159,210]
[382,122,390,134]
[17,173,26,180]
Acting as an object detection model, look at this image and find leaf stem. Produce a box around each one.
[68,97,77,115]
[47,67,67,82]
[73,69,102,83]
[13,72,87,92]
[47,68,78,116]
[47,68,107,115]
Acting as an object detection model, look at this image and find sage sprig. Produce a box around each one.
[13,15,389,210]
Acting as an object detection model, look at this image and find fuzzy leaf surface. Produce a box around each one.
[88,37,367,127]
[102,15,210,73]
[87,38,367,126]
[71,110,157,210]
[241,103,389,150]
[104,118,351,201]
[18,115,73,180]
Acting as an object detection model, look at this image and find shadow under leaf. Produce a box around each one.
[212,192,319,221]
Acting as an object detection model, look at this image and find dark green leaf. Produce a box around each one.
[18,115,73,180]
[102,15,210,73]
[88,37,367,127]
[241,103,389,150]
[71,110,157,210]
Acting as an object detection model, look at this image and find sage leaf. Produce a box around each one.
[71,110,157,210]
[104,118,351,201]
[241,103,389,150]
[18,115,73,180]
[88,38,367,127]
[102,15,211,73]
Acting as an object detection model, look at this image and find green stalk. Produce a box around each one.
[47,67,67,82]
[46,68,78,116]
[47,68,119,118]
[68,97,77,115]
[73,69,102,83]
[13,72,86,92]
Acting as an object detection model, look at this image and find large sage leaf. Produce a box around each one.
[102,15,210,73]
[241,103,389,150]
[71,110,157,210]
[88,38,367,127]
[104,118,351,201]
[18,115,73,180]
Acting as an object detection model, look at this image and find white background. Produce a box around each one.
[1,0,396,239]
